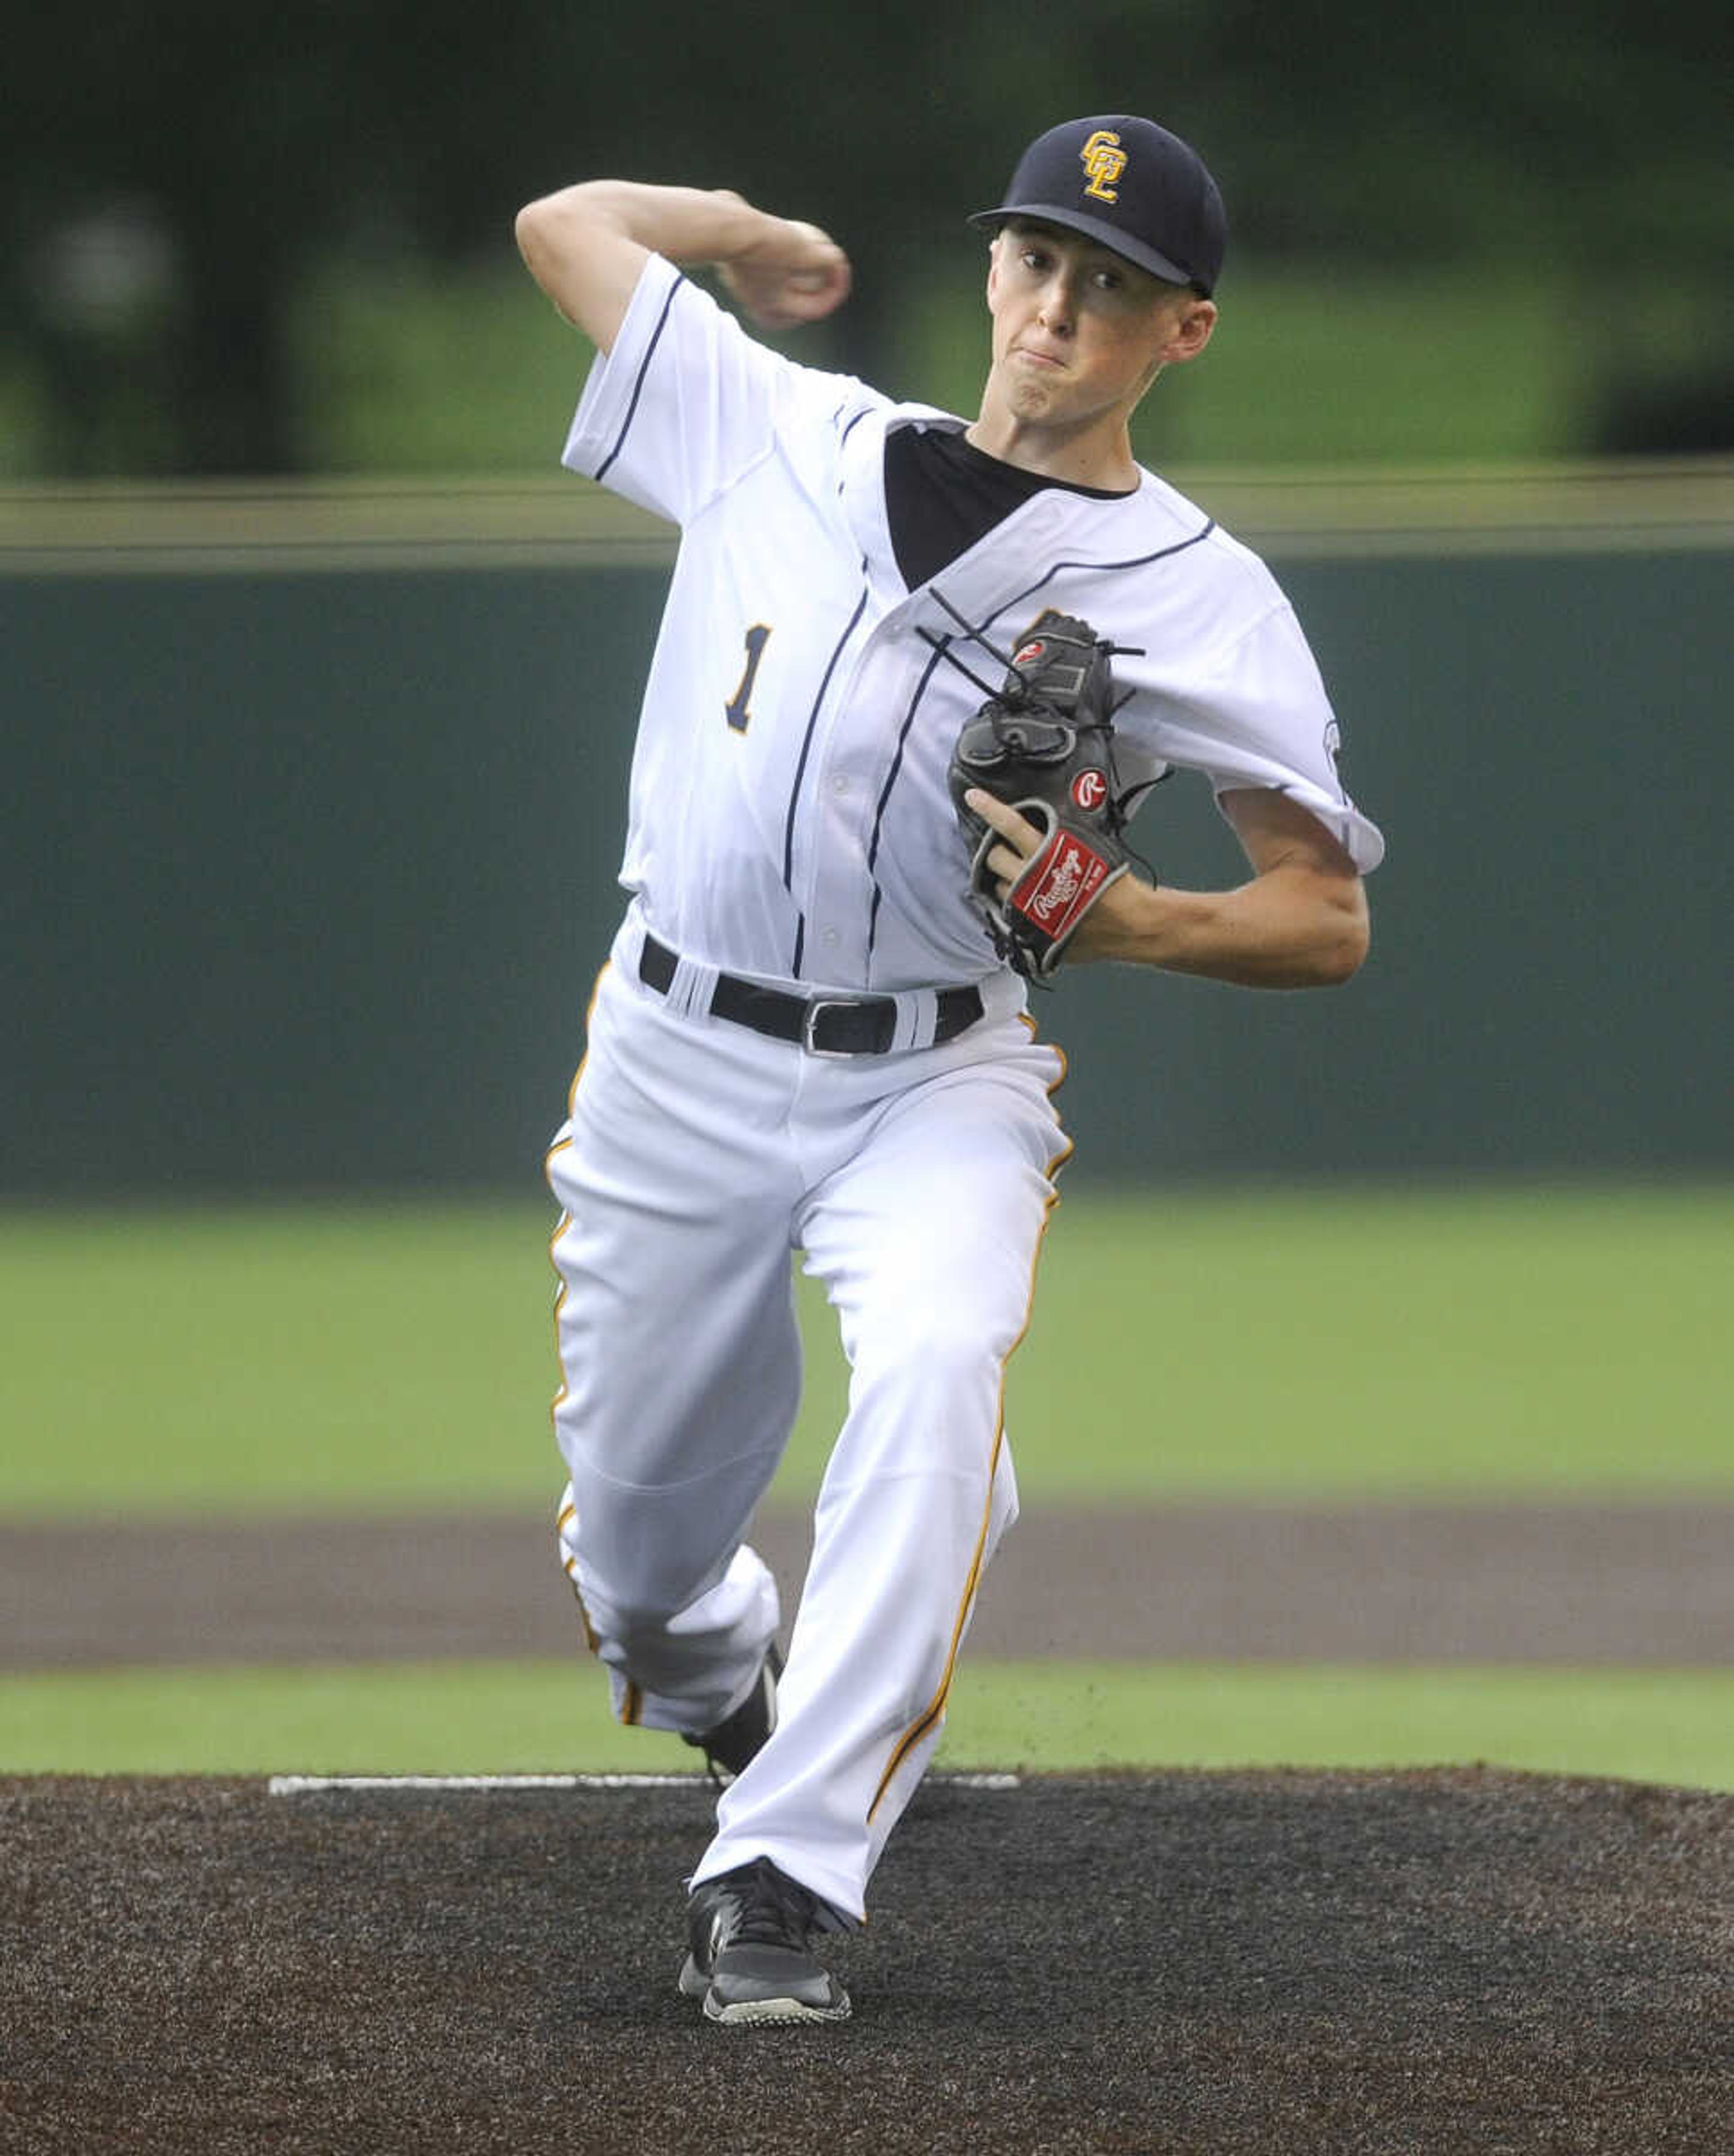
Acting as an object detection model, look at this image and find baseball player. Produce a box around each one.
[516,113,1382,2026]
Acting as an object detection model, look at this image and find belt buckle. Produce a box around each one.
[801,997,866,1058]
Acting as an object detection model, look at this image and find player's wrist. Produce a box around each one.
[704,190,774,260]
[1067,871,1167,964]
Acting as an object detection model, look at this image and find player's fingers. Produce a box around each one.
[775,222,851,300]
[783,219,844,261]
[730,261,852,330]
[783,256,852,317]
[985,844,1021,894]
[965,788,1040,857]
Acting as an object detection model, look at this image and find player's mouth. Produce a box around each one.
[1013,345,1067,371]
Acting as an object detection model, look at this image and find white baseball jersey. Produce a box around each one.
[562,251,1383,997]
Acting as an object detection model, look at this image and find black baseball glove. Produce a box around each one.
[946,609,1155,979]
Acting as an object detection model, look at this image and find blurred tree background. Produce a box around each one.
[5,0,1727,478]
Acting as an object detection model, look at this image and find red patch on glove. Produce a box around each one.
[1010,831,1114,944]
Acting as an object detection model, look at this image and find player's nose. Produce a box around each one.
[1036,275,1077,332]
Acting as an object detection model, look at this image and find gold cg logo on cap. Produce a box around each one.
[1079,129,1128,203]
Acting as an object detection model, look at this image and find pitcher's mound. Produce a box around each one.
[3,1766,1727,2154]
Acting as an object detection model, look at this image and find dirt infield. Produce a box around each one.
[3,1768,1729,2154]
[6,1500,1732,1668]
[6,1505,1731,2150]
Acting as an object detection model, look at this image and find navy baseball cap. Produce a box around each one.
[970,115,1227,295]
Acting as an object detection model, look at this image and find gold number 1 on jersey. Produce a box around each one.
[724,624,772,733]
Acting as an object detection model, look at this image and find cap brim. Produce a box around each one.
[968,203,1205,292]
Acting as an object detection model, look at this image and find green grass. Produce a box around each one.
[7,1187,1724,1790]
[1017,1184,1731,1498]
[292,258,597,474]
[909,261,1589,470]
[5,1660,1729,1790]
[5,249,1705,480]
[0,1187,1727,1514]
[1135,265,1588,468]
[0,1200,556,1517]
[280,255,1594,477]
[0,1187,1726,1519]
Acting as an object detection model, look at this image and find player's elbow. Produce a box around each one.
[514,197,560,271]
[514,187,597,274]
[1311,882,1370,985]
[1315,930,1368,987]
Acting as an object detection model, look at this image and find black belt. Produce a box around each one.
[639,936,983,1057]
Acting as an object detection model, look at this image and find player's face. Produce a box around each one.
[983,224,1214,436]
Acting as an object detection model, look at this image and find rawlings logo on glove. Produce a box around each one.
[1020,829,1111,930]
[940,606,1156,980]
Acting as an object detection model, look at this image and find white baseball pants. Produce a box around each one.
[545,918,1067,1923]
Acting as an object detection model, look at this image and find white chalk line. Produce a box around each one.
[268,1771,1021,1797]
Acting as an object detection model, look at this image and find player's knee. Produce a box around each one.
[849,1314,1009,1453]
[583,1564,706,1642]
[881,1297,1013,1382]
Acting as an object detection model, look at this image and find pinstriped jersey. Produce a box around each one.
[561,253,1383,994]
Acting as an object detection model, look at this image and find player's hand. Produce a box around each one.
[963,790,1040,899]
[718,208,852,329]
[963,788,1151,964]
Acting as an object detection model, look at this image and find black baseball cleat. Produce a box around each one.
[677,1856,852,2026]
[682,1644,783,1783]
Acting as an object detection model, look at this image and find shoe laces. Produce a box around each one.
[716,1859,820,1951]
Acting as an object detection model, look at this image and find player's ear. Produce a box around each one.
[1161,297,1217,366]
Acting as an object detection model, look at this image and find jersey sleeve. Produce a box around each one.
[560,254,868,528]
[1159,599,1385,873]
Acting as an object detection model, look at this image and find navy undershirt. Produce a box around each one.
[882,423,1133,591]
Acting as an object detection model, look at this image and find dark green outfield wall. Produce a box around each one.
[5,541,1730,1195]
